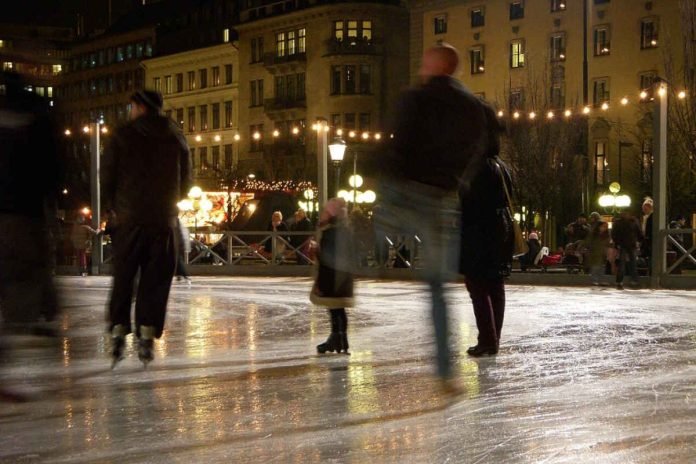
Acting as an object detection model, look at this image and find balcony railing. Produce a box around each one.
[262,52,306,69]
[325,38,378,55]
[263,97,307,112]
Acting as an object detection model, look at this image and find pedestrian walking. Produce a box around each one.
[459,104,514,357]
[310,198,355,354]
[0,71,61,401]
[611,210,643,289]
[103,90,191,368]
[380,44,489,384]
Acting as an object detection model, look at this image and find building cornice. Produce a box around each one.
[141,43,238,70]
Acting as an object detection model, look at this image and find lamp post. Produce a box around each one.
[89,114,105,275]
[328,137,347,197]
[598,182,631,213]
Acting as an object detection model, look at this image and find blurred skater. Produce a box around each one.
[310,198,355,354]
[0,71,62,401]
[103,90,191,367]
[175,218,191,284]
[380,44,489,383]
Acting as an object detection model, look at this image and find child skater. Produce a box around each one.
[310,197,355,354]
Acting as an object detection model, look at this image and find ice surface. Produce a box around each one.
[1,277,695,463]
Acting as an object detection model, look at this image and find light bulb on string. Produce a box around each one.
[497,110,504,118]
[678,90,687,99]
[601,102,609,111]
[564,109,572,118]
[528,111,536,120]
[621,97,629,105]
[582,106,591,115]
[513,111,520,119]
[547,111,554,119]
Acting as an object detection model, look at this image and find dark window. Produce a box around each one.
[344,113,356,129]
[470,48,485,74]
[275,75,286,100]
[199,147,208,171]
[331,113,341,128]
[359,65,371,93]
[224,101,233,127]
[641,139,652,183]
[190,147,196,170]
[471,8,485,27]
[593,79,610,105]
[225,64,233,84]
[251,80,257,106]
[188,107,195,132]
[594,142,607,186]
[640,72,657,91]
[224,144,233,168]
[594,0,610,4]
[641,18,658,49]
[212,103,220,129]
[297,73,305,99]
[212,66,220,86]
[550,34,566,61]
[509,89,524,111]
[331,66,341,95]
[594,27,610,55]
[199,105,208,131]
[199,69,208,89]
[434,15,447,34]
[359,113,370,130]
[345,65,356,94]
[550,84,565,109]
[551,0,566,12]
[212,146,220,170]
[510,2,524,20]
[176,108,184,129]
[176,73,183,93]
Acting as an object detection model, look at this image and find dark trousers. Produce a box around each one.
[616,247,638,284]
[108,223,177,338]
[465,276,505,348]
[0,215,58,325]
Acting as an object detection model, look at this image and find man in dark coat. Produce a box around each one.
[0,71,61,400]
[103,90,191,367]
[459,103,513,357]
[291,208,314,264]
[381,44,488,383]
[611,210,643,289]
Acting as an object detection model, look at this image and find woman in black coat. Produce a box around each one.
[459,106,514,357]
[310,198,355,354]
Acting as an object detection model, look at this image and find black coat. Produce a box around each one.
[102,114,191,227]
[386,75,488,191]
[611,215,643,249]
[459,156,514,279]
[310,223,355,308]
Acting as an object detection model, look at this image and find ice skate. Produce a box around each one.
[110,324,127,369]
[137,326,155,368]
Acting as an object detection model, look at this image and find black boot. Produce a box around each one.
[137,325,155,367]
[337,308,349,355]
[317,309,342,354]
[111,324,127,369]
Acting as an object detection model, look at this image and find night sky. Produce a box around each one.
[4,0,141,32]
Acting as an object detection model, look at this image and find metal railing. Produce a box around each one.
[663,228,696,275]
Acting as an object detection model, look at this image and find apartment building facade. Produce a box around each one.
[142,43,240,189]
[235,0,409,180]
[411,0,683,203]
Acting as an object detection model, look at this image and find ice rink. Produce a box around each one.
[2,276,696,463]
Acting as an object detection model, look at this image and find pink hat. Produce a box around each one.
[324,197,348,219]
[528,232,539,240]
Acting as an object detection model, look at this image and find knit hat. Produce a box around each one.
[528,232,539,240]
[324,197,348,219]
[130,90,163,111]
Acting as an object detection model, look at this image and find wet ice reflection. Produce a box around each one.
[1,277,695,463]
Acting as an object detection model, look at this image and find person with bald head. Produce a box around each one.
[380,43,492,389]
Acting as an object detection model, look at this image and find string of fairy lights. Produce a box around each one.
[62,85,689,139]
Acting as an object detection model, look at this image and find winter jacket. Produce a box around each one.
[310,222,355,308]
[0,72,60,217]
[102,114,191,227]
[385,75,488,191]
[611,215,643,250]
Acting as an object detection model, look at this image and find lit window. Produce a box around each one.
[334,21,344,41]
[550,34,566,61]
[510,40,525,68]
[2,61,13,71]
[276,32,286,57]
[0,40,4,48]
[362,21,372,40]
[551,0,566,12]
[223,28,230,43]
[52,64,62,74]
[47,87,53,98]
[298,28,306,53]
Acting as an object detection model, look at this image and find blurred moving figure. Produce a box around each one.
[381,44,489,384]
[0,71,61,401]
[71,215,100,276]
[103,90,191,368]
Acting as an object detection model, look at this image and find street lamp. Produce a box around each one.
[598,182,631,212]
[328,137,347,196]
